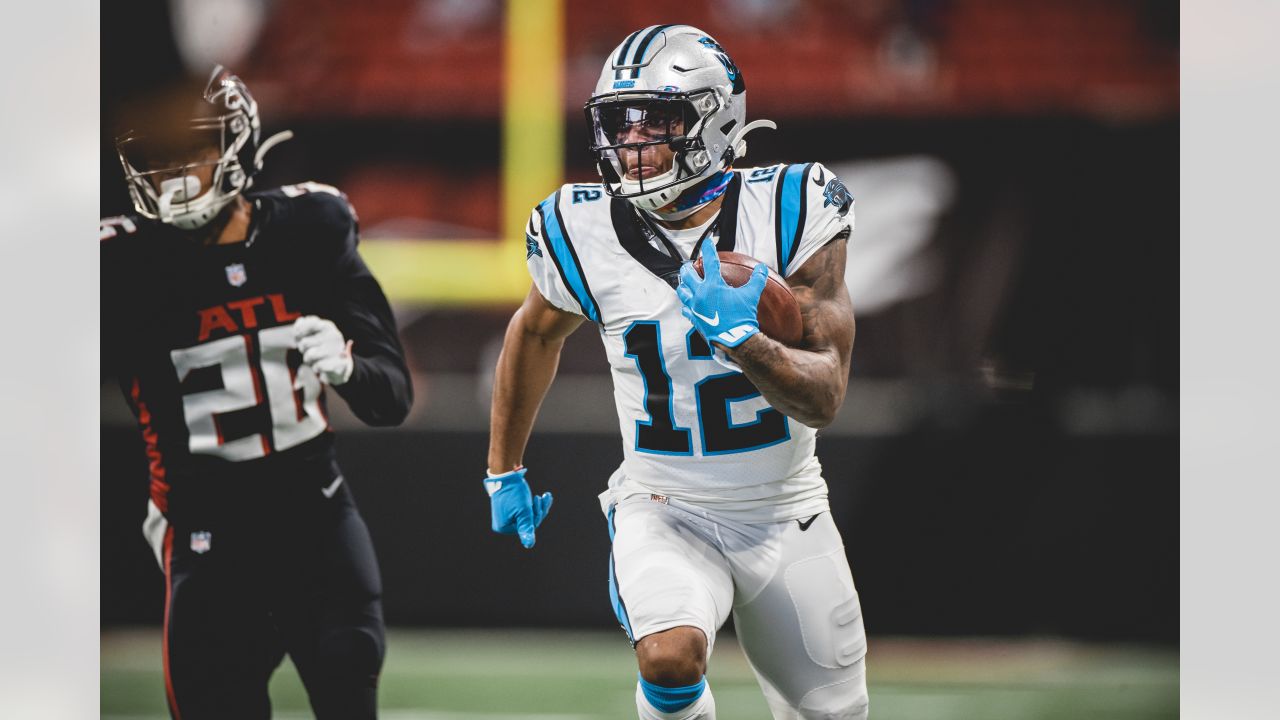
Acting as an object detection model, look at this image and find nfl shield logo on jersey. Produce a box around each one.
[225,263,248,287]
[190,531,212,554]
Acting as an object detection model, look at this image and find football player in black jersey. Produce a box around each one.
[102,66,413,719]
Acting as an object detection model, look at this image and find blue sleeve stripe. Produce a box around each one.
[539,192,601,324]
[775,163,811,273]
[607,507,636,644]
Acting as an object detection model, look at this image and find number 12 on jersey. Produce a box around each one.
[623,321,789,456]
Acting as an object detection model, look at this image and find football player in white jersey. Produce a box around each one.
[484,25,867,720]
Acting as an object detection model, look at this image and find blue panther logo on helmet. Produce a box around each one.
[822,177,853,217]
[698,36,739,83]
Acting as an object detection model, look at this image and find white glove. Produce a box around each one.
[293,315,354,386]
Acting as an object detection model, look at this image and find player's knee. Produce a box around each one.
[317,625,385,680]
[797,676,869,720]
[636,626,707,687]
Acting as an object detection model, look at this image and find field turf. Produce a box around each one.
[102,628,1177,719]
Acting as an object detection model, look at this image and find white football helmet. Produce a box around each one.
[585,25,775,214]
[115,65,292,230]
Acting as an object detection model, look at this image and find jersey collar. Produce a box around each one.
[611,171,742,289]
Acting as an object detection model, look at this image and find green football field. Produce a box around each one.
[102,628,1177,719]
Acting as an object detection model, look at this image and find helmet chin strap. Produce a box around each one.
[648,202,706,222]
[648,169,733,222]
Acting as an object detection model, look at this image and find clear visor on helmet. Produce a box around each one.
[585,91,719,198]
[589,98,692,148]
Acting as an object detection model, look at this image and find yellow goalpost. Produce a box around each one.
[358,0,564,306]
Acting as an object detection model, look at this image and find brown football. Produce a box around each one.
[692,251,804,347]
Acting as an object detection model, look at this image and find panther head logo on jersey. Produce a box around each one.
[822,178,853,217]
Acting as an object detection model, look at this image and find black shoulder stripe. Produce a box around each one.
[612,198,682,288]
[717,172,743,253]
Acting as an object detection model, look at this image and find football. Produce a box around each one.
[692,251,804,347]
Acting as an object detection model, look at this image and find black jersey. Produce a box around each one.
[102,182,412,523]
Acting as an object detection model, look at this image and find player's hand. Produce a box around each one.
[484,467,553,549]
[293,315,354,386]
[676,237,769,348]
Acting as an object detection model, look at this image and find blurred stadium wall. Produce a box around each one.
[102,0,1177,643]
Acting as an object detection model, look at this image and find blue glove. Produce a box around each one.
[484,467,553,548]
[677,237,770,348]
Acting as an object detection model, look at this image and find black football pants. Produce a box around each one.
[159,482,384,719]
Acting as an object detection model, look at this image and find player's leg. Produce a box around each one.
[608,498,733,719]
[161,524,285,720]
[729,512,869,720]
[274,483,385,720]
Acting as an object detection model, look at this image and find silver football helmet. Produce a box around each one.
[115,66,292,230]
[585,25,775,214]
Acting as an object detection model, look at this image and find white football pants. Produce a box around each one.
[607,495,870,719]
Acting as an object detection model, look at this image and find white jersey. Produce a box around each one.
[525,163,855,522]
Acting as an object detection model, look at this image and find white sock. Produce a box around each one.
[635,678,716,720]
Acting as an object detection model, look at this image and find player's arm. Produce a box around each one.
[327,250,414,426]
[296,199,414,427]
[482,285,582,548]
[722,236,855,428]
[488,285,585,472]
[678,235,854,428]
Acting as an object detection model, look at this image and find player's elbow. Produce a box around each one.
[798,389,843,429]
[376,382,415,426]
[342,369,414,427]
[351,401,409,427]
[366,399,411,427]
[800,407,837,429]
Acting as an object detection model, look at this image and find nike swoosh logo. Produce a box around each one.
[484,480,504,496]
[692,309,720,327]
[716,324,755,344]
[797,514,821,531]
[813,167,826,186]
[321,475,345,499]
